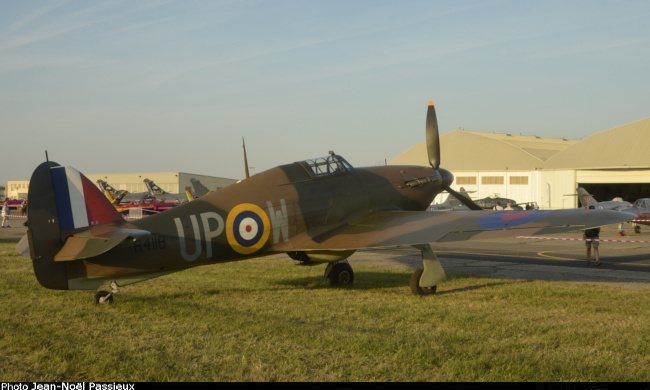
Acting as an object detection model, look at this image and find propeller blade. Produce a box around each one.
[445,186,484,211]
[426,100,441,169]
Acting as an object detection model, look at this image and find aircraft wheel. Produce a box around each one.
[635,225,641,234]
[410,268,437,296]
[94,291,114,304]
[328,263,354,286]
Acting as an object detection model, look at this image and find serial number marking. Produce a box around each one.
[134,235,167,254]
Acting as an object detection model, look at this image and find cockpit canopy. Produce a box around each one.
[634,198,650,209]
[298,153,353,178]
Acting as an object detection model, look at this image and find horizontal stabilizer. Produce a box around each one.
[54,226,151,262]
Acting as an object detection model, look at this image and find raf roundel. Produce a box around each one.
[226,203,271,255]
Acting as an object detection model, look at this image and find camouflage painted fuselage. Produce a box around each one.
[28,160,447,290]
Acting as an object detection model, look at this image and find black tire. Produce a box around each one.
[94,291,114,304]
[635,225,641,234]
[409,268,437,296]
[328,263,354,286]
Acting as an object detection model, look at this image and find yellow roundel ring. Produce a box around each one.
[226,203,271,255]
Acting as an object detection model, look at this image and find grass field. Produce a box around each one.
[1,237,649,382]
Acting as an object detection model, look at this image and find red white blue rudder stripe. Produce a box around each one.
[51,166,123,231]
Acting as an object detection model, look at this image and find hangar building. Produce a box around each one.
[541,117,650,208]
[391,117,650,209]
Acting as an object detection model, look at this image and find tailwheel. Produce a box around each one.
[94,281,119,304]
[410,268,437,296]
[326,261,355,287]
[94,290,114,304]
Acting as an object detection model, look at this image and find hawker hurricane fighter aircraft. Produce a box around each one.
[20,102,632,303]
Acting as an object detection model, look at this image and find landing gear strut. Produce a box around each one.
[325,259,354,286]
[410,244,446,296]
[94,281,120,304]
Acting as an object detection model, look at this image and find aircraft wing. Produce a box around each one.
[273,209,633,251]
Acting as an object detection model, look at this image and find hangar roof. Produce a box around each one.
[543,117,650,170]
[390,130,578,171]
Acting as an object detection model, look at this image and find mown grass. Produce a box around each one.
[1,237,649,382]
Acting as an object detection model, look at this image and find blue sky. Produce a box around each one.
[1,0,649,185]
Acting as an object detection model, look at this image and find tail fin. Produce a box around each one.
[97,179,116,194]
[113,190,127,204]
[103,189,116,202]
[144,179,166,196]
[577,187,597,208]
[190,178,211,198]
[27,162,123,290]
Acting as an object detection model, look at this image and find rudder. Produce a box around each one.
[27,161,123,290]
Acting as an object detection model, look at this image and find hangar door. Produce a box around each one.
[577,169,650,203]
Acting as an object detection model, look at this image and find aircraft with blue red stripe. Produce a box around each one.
[2,198,25,210]
[18,101,633,303]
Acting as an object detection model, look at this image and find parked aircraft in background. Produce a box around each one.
[429,190,470,210]
[18,101,632,304]
[631,199,650,233]
[429,188,526,211]
[632,198,650,210]
[98,180,152,204]
[459,189,524,210]
[1,198,25,210]
[576,187,632,210]
[142,179,190,203]
[115,198,182,216]
[98,178,189,204]
[190,178,212,198]
[428,194,469,211]
[576,187,650,233]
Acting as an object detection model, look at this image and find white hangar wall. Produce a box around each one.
[539,170,576,210]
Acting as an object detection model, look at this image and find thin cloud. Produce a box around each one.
[0,0,73,36]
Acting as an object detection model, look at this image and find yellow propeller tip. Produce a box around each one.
[428,100,434,106]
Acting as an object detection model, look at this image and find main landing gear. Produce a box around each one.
[325,259,354,286]
[94,281,120,304]
[322,245,446,296]
[409,244,446,297]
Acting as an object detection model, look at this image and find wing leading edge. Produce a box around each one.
[273,209,633,251]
